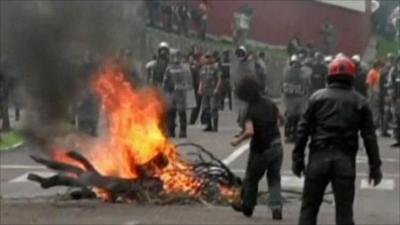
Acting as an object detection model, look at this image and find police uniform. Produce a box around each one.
[163,59,192,138]
[379,63,394,136]
[220,59,232,110]
[199,63,220,131]
[310,61,327,94]
[391,64,400,146]
[282,63,309,142]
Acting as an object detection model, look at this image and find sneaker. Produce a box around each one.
[242,206,254,217]
[272,208,283,220]
[203,126,212,132]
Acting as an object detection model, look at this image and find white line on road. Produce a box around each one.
[0,165,46,170]
[357,156,399,163]
[123,220,140,225]
[231,169,400,178]
[222,143,249,165]
[360,178,395,190]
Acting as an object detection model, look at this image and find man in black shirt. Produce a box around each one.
[231,76,284,220]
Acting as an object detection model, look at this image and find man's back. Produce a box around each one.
[247,97,280,152]
[303,83,370,151]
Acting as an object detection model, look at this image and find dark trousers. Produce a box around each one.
[190,94,202,125]
[242,141,283,210]
[395,111,400,142]
[167,108,187,136]
[299,149,356,225]
[219,81,232,111]
[284,114,300,141]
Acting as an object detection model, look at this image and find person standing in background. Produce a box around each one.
[189,45,203,125]
[321,22,337,55]
[163,50,192,138]
[198,52,221,132]
[219,50,233,111]
[198,0,208,40]
[366,60,384,126]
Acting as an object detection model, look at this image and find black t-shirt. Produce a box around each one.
[245,97,281,153]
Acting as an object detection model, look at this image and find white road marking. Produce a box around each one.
[360,178,395,190]
[231,169,400,178]
[1,165,46,170]
[222,143,249,165]
[123,220,140,225]
[281,176,304,188]
[9,171,55,183]
[357,156,399,163]
[190,125,240,131]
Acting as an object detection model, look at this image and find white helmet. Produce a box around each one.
[324,55,333,63]
[290,54,299,63]
[351,54,361,63]
[158,41,169,49]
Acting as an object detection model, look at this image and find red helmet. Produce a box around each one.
[328,55,356,77]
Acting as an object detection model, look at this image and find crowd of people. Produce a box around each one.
[144,42,268,138]
[1,36,399,225]
[282,37,400,148]
[145,0,209,40]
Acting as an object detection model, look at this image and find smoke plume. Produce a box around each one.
[0,0,145,137]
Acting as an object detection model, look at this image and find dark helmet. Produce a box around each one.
[170,49,182,64]
[328,55,356,77]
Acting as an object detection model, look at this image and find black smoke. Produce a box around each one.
[0,0,144,137]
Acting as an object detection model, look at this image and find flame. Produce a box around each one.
[50,62,206,198]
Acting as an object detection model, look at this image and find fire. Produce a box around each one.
[50,62,205,198]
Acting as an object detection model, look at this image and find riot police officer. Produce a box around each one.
[352,54,368,97]
[390,55,400,147]
[163,49,192,138]
[282,55,309,143]
[220,50,233,110]
[309,52,327,94]
[380,53,396,137]
[198,52,221,132]
[148,42,170,87]
[292,55,383,225]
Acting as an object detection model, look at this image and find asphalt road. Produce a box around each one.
[0,106,399,224]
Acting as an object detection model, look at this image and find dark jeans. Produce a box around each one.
[242,140,283,210]
[284,114,300,141]
[299,149,356,225]
[167,108,187,136]
[190,94,202,124]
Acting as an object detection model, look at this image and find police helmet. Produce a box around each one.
[235,46,248,59]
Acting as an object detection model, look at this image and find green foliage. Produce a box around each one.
[0,130,25,151]
[377,36,400,56]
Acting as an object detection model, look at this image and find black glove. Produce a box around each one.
[369,168,383,186]
[292,160,305,178]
